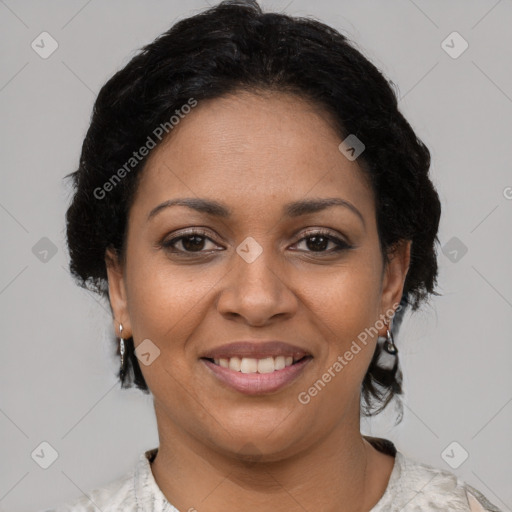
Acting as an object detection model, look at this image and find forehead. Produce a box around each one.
[132,91,374,219]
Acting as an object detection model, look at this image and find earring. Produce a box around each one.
[119,323,126,379]
[383,327,398,355]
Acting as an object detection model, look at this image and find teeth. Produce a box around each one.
[212,355,301,373]
[274,356,285,370]
[257,357,275,374]
[228,356,241,372]
[240,357,258,373]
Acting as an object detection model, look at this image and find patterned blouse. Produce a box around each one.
[40,436,502,511]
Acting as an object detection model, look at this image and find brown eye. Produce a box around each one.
[305,234,330,252]
[180,235,207,252]
[162,230,221,254]
[294,231,351,253]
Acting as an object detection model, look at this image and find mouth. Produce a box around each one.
[199,341,313,395]
[200,354,312,374]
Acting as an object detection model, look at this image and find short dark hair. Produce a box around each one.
[65,0,441,416]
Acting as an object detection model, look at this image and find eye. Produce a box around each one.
[292,230,352,253]
[161,229,222,254]
[161,228,352,256]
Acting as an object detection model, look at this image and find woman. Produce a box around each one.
[46,1,500,510]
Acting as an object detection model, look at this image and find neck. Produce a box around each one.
[150,402,388,512]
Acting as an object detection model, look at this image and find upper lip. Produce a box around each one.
[200,341,312,360]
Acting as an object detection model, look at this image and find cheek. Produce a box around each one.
[125,255,215,343]
[296,251,383,391]
[302,253,383,337]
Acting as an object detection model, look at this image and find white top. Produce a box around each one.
[40,440,502,512]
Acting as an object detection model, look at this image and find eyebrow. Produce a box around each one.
[147,197,365,226]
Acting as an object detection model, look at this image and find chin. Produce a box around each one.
[204,413,312,461]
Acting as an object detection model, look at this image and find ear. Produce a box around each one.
[379,239,411,330]
[105,247,132,338]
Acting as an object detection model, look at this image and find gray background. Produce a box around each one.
[1,0,511,510]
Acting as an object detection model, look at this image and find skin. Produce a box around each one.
[106,90,411,512]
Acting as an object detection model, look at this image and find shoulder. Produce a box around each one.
[372,450,502,512]
[37,459,138,512]
[38,448,177,512]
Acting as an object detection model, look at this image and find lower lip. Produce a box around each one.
[201,357,312,395]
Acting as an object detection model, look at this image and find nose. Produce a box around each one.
[216,240,298,326]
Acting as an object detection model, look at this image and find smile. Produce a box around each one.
[201,355,313,395]
[207,355,306,373]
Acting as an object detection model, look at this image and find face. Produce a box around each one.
[106,91,410,460]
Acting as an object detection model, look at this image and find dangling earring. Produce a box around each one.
[383,327,398,355]
[119,323,126,379]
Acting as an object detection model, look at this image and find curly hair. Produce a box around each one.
[65,0,441,416]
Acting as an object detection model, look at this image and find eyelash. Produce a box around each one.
[161,228,352,256]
